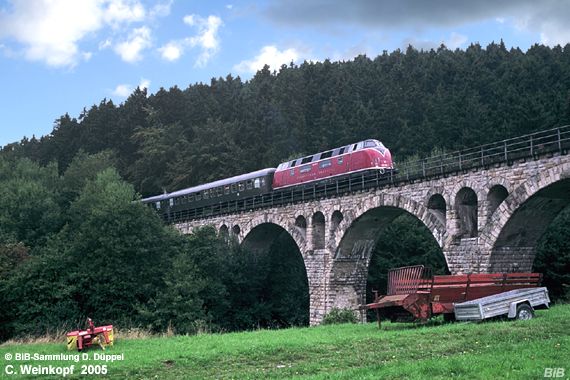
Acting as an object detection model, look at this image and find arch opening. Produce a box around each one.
[331,210,343,232]
[455,187,478,238]
[239,223,310,328]
[295,215,307,229]
[219,225,229,240]
[332,206,448,321]
[490,179,570,279]
[231,225,240,236]
[487,185,508,220]
[312,212,325,250]
[427,194,446,226]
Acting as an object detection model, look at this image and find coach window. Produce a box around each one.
[338,147,345,155]
[196,193,202,201]
[203,190,209,199]
[261,178,266,186]
[224,185,230,195]
[320,151,332,159]
[217,187,223,197]
[246,180,253,190]
[238,182,245,191]
[155,201,161,209]
[231,184,237,193]
[169,198,174,206]
[352,144,358,151]
[319,159,332,168]
[254,178,261,188]
[301,156,313,164]
[189,194,195,202]
[300,165,311,173]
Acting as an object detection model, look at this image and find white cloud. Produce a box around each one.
[139,78,150,90]
[103,0,146,27]
[233,45,300,74]
[0,0,103,67]
[188,15,222,67]
[446,32,468,49]
[0,0,165,68]
[149,0,172,18]
[112,83,132,97]
[183,14,196,26]
[114,26,152,63]
[111,78,150,98]
[159,14,223,67]
[158,41,182,61]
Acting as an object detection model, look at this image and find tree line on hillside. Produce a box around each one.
[2,42,570,197]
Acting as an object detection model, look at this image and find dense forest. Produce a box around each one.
[0,42,569,340]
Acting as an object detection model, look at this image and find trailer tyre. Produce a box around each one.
[515,304,534,320]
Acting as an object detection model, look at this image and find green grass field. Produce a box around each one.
[1,304,569,379]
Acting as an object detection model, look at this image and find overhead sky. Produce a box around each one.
[1,0,569,147]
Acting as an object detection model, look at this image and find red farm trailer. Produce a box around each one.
[361,265,542,326]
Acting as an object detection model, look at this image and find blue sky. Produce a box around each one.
[1,0,569,147]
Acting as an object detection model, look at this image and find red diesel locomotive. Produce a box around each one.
[273,139,393,189]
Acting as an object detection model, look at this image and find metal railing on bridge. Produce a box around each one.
[397,125,570,181]
[165,125,570,223]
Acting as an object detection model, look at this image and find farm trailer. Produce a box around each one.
[453,287,549,321]
[360,265,543,326]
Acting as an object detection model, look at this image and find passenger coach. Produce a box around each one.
[141,168,275,219]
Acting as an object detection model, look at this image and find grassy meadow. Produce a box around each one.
[1,304,568,379]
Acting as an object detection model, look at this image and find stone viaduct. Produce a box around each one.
[174,151,570,325]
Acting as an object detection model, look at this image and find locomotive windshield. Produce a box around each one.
[364,139,385,148]
[364,139,387,154]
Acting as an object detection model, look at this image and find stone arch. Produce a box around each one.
[240,221,310,325]
[332,194,445,250]
[487,184,509,221]
[331,210,343,233]
[312,211,326,249]
[328,202,448,316]
[455,187,478,238]
[427,193,446,226]
[219,224,229,239]
[295,215,307,229]
[481,164,570,272]
[242,222,302,255]
[448,180,484,207]
[238,213,306,256]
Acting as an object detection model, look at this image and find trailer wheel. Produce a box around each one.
[515,304,534,320]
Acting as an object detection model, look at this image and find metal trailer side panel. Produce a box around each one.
[453,287,550,321]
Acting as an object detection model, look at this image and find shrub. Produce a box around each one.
[322,308,358,325]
